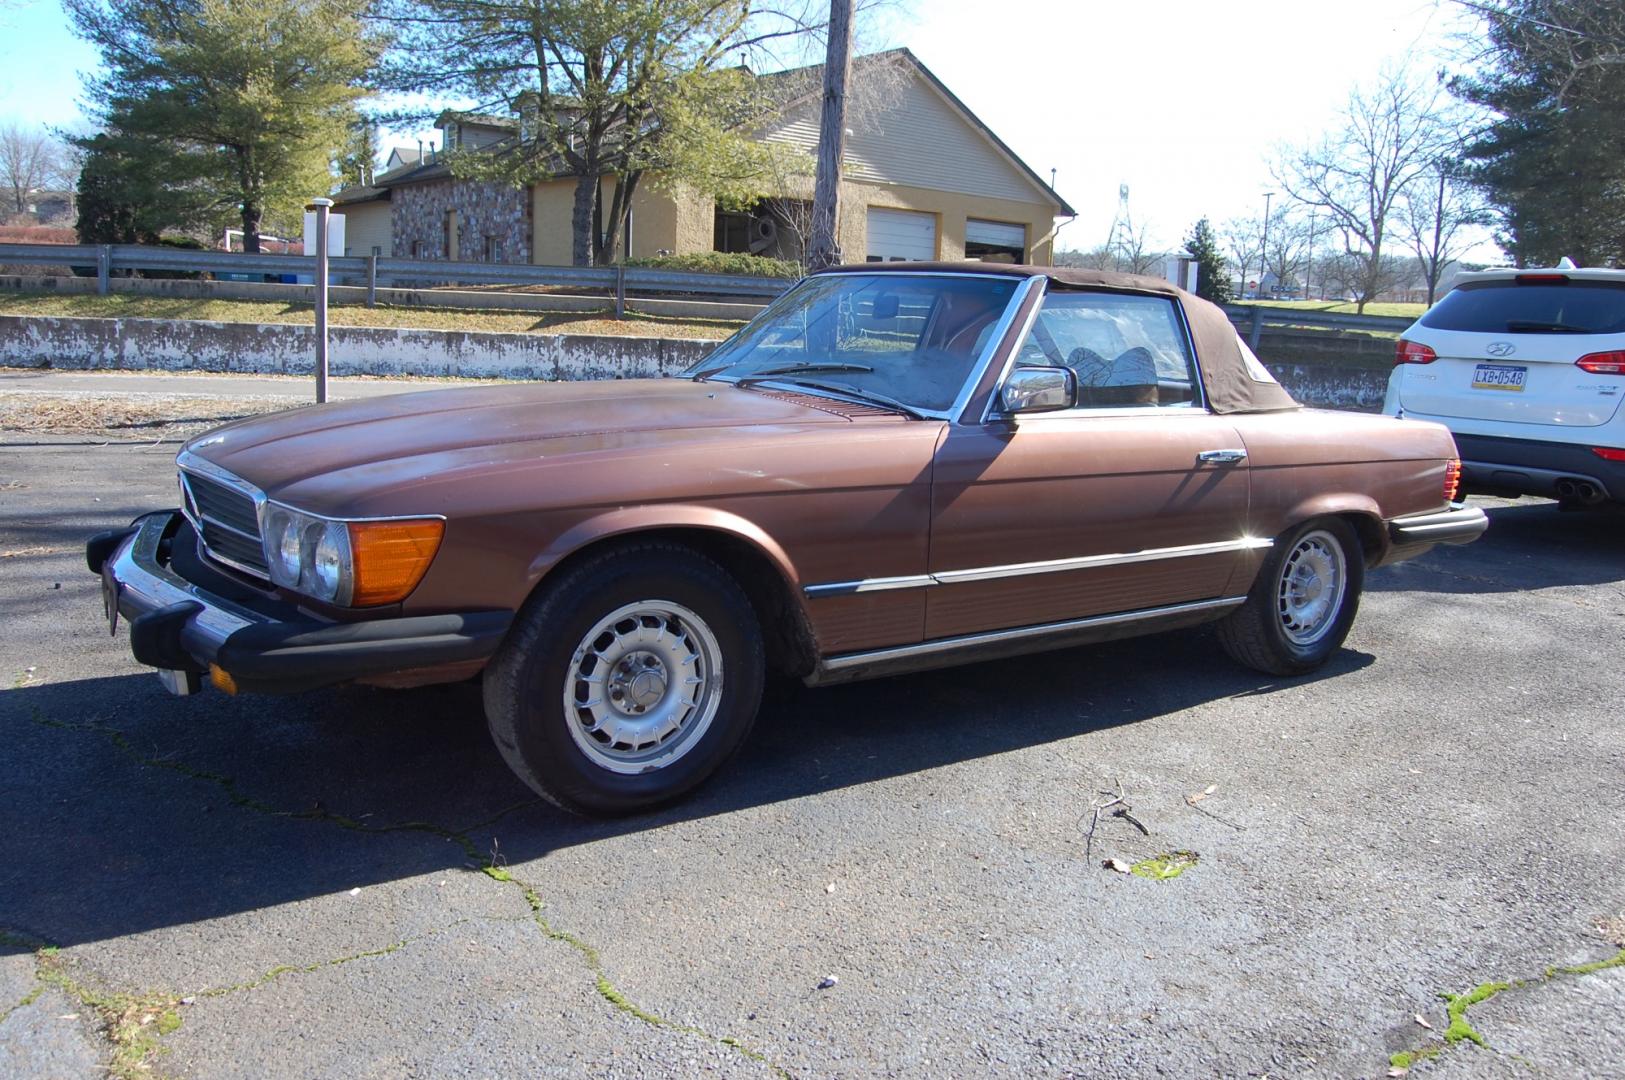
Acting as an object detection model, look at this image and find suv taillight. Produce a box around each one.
[1444,459,1462,502]
[1576,351,1625,375]
[1395,339,1437,365]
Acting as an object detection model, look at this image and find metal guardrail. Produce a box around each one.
[1223,302,1414,349]
[0,242,795,313]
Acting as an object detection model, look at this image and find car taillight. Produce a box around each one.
[1444,459,1462,502]
[1592,447,1625,462]
[1576,351,1625,375]
[1395,339,1437,365]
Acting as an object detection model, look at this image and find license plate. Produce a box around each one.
[1472,363,1527,391]
[101,561,121,636]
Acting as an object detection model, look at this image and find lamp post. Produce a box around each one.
[1260,191,1274,300]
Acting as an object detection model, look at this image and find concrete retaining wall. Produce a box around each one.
[0,314,713,381]
[0,313,1389,409]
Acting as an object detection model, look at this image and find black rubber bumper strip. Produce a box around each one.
[213,610,513,691]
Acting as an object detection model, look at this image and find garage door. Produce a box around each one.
[966,219,1025,249]
[866,208,937,262]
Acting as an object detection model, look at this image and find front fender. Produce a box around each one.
[527,504,803,593]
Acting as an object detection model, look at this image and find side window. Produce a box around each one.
[1016,291,1200,409]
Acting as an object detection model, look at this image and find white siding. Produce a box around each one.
[766,69,1044,204]
[337,201,391,258]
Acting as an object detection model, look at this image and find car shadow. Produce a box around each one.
[0,629,1373,948]
[1367,499,1625,595]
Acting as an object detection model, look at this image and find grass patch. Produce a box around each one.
[0,290,742,341]
[1130,851,1199,880]
[0,391,298,439]
[1234,298,1425,319]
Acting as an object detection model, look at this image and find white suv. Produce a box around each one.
[1383,265,1625,507]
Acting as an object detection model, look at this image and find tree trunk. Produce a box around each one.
[241,200,262,254]
[595,172,640,266]
[570,171,597,266]
[807,0,853,271]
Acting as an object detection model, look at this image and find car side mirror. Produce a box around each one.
[999,366,1076,414]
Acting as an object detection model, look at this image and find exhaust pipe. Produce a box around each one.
[1556,477,1604,507]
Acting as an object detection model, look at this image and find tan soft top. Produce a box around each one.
[818,262,1300,414]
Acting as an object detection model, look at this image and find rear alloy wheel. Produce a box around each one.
[1217,518,1363,676]
[483,543,764,816]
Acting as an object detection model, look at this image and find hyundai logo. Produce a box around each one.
[1486,341,1516,357]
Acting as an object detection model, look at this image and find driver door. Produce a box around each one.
[924,289,1253,640]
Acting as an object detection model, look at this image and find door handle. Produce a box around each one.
[1197,449,1248,464]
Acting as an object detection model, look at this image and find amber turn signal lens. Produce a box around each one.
[347,519,444,606]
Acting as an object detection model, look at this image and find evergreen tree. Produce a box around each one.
[1452,1,1625,266]
[336,120,380,189]
[66,0,384,252]
[1184,217,1232,305]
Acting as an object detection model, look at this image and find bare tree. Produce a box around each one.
[1398,159,1490,304]
[0,121,71,217]
[1260,205,1314,297]
[1220,215,1264,297]
[1274,66,1452,312]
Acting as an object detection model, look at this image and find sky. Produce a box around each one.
[0,0,1489,257]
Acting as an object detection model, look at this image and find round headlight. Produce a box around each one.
[266,510,302,582]
[309,522,348,601]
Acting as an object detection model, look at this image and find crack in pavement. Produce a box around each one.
[1386,944,1625,1074]
[25,710,794,1078]
[2,921,476,1080]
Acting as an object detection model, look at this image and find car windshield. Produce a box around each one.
[688,273,1021,413]
[1420,279,1625,334]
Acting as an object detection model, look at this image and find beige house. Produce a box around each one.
[333,49,1073,268]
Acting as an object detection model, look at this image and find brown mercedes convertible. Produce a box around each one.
[87,265,1487,814]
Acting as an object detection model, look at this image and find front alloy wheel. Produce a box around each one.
[483,543,765,816]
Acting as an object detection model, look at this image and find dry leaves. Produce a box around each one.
[1185,784,1218,806]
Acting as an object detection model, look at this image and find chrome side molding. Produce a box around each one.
[803,537,1271,598]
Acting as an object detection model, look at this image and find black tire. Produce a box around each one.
[1217,517,1364,676]
[482,541,765,816]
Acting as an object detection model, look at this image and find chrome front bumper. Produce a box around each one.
[89,512,512,694]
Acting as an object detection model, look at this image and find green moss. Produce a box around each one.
[1389,1044,1441,1069]
[35,955,184,1080]
[1546,947,1625,979]
[1441,981,1513,1047]
[1131,851,1199,880]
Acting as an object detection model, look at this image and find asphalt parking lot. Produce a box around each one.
[2,439,1622,1079]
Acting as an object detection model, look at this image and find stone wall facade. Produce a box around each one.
[390,178,531,264]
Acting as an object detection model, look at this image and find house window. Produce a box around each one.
[412,240,424,259]
[484,235,500,262]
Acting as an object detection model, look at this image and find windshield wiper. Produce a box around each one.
[773,378,928,420]
[734,362,876,386]
[1505,320,1588,333]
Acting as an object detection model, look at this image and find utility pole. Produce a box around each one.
[307,198,332,404]
[806,0,853,271]
[1304,209,1316,302]
[1259,191,1274,300]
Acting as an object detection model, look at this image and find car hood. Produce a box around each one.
[180,378,908,514]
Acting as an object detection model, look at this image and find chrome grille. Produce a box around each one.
[180,467,269,578]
